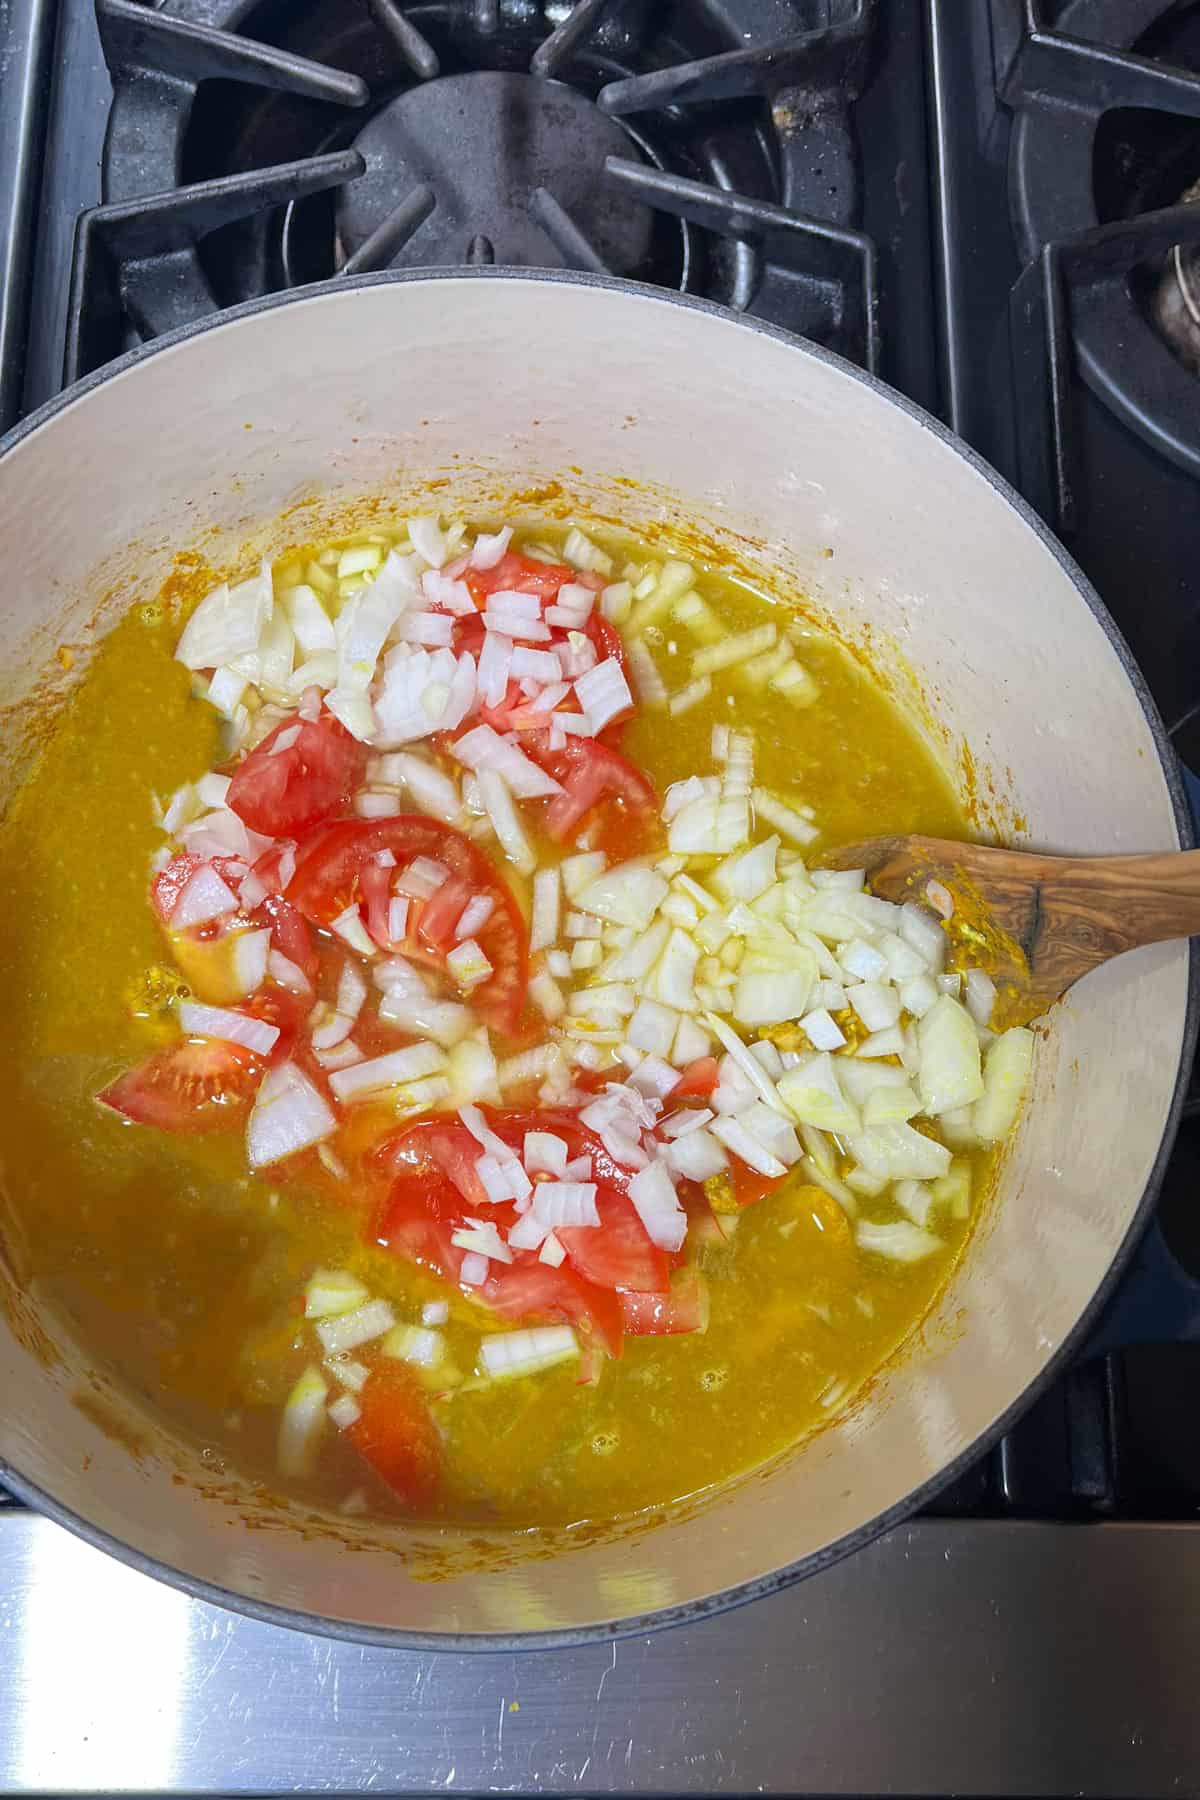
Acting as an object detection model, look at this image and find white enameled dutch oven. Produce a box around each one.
[0,271,1192,1648]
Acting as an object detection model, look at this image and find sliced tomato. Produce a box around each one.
[373,1170,465,1282]
[245,983,309,1066]
[226,711,365,839]
[97,1038,262,1132]
[347,1363,442,1510]
[372,1117,495,1213]
[254,891,317,983]
[464,551,574,607]
[526,734,661,858]
[557,1188,669,1294]
[286,817,527,1034]
[669,1056,720,1100]
[585,615,629,678]
[619,1267,710,1336]
[483,1261,623,1359]
[732,1164,789,1208]
[415,872,473,951]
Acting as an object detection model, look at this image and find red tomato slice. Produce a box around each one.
[226,712,365,839]
[373,1117,496,1213]
[526,734,661,858]
[415,873,473,952]
[465,551,574,607]
[245,983,309,1066]
[97,1038,262,1132]
[347,1363,442,1510]
[585,615,629,678]
[557,1188,669,1294]
[732,1163,788,1208]
[254,892,318,983]
[483,1262,624,1359]
[669,1056,720,1100]
[619,1267,710,1336]
[286,817,528,1034]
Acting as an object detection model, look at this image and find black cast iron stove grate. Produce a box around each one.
[67,0,881,384]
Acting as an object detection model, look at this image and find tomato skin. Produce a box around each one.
[347,1363,442,1509]
[372,1118,496,1212]
[287,817,527,1034]
[255,892,317,983]
[558,1188,669,1294]
[619,1268,709,1336]
[97,1038,262,1132]
[226,712,364,839]
[669,1057,720,1100]
[464,551,574,607]
[525,734,661,858]
[732,1164,787,1208]
[483,1262,624,1359]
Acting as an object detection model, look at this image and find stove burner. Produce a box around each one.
[332,72,658,278]
[1155,179,1200,373]
[1002,0,1200,487]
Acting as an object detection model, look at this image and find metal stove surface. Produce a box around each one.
[5,1509,1200,1796]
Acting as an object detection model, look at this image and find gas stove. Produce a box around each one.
[3,1,1200,1793]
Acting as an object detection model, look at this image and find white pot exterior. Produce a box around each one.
[0,272,1190,1646]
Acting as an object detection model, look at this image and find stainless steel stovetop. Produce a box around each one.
[4,1510,1200,1795]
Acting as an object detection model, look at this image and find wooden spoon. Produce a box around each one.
[822,834,1200,1027]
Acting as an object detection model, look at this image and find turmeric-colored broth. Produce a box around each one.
[0,523,980,1527]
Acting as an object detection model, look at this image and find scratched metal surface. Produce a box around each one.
[3,1510,1200,1794]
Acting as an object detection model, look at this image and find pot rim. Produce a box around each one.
[1,265,1194,1653]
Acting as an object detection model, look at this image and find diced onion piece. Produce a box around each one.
[899,972,939,1018]
[172,864,239,928]
[247,1063,337,1168]
[776,1051,860,1134]
[451,724,562,799]
[477,631,513,708]
[539,1231,567,1268]
[626,997,679,1059]
[511,645,563,682]
[304,1268,369,1319]
[529,967,565,1022]
[470,526,513,570]
[845,1122,951,1182]
[705,1011,789,1116]
[459,1252,489,1287]
[478,768,535,874]
[628,1160,687,1253]
[397,610,454,647]
[626,1054,680,1100]
[863,1080,921,1125]
[325,1356,370,1392]
[531,1181,600,1229]
[177,565,272,671]
[178,1000,278,1058]
[530,867,560,953]
[383,751,462,824]
[672,1013,711,1066]
[451,1218,514,1264]
[848,980,901,1033]
[394,855,448,900]
[917,994,984,1115]
[479,1325,579,1379]
[973,1026,1034,1143]
[770,659,819,707]
[856,1025,906,1059]
[278,1365,327,1478]
[330,904,377,958]
[574,657,633,733]
[356,791,402,819]
[387,896,411,944]
[422,1300,449,1326]
[452,894,495,942]
[855,1220,943,1263]
[327,1393,362,1431]
[899,900,946,970]
[802,1007,846,1051]
[230,927,271,999]
[625,635,667,707]
[577,859,668,931]
[841,938,888,982]
[268,949,312,993]
[692,623,777,677]
[964,967,997,1028]
[446,1034,501,1107]
[665,1125,728,1183]
[382,1323,443,1366]
[524,1130,569,1174]
[710,1115,786,1178]
[329,1042,445,1103]
[335,960,368,1022]
[446,937,493,990]
[315,1299,396,1357]
[406,515,448,568]
[712,836,779,904]
[668,676,711,716]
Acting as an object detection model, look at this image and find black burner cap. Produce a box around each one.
[335,70,656,275]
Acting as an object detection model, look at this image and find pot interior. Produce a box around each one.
[0,273,1188,1643]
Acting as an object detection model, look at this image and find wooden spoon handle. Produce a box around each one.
[1007,848,1200,985]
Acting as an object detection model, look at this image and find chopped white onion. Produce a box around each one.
[247,1062,336,1168]
[628,1160,687,1252]
[530,867,561,952]
[477,768,535,874]
[178,1000,278,1058]
[172,863,238,928]
[451,724,562,799]
[316,1299,397,1356]
[479,1325,578,1378]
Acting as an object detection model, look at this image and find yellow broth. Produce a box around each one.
[0,522,980,1528]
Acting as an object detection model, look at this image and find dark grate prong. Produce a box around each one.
[531,0,611,79]
[467,234,496,265]
[474,0,499,36]
[598,14,869,114]
[96,0,368,106]
[340,184,437,275]
[605,156,880,370]
[365,0,439,82]
[996,0,1200,118]
[529,186,611,274]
